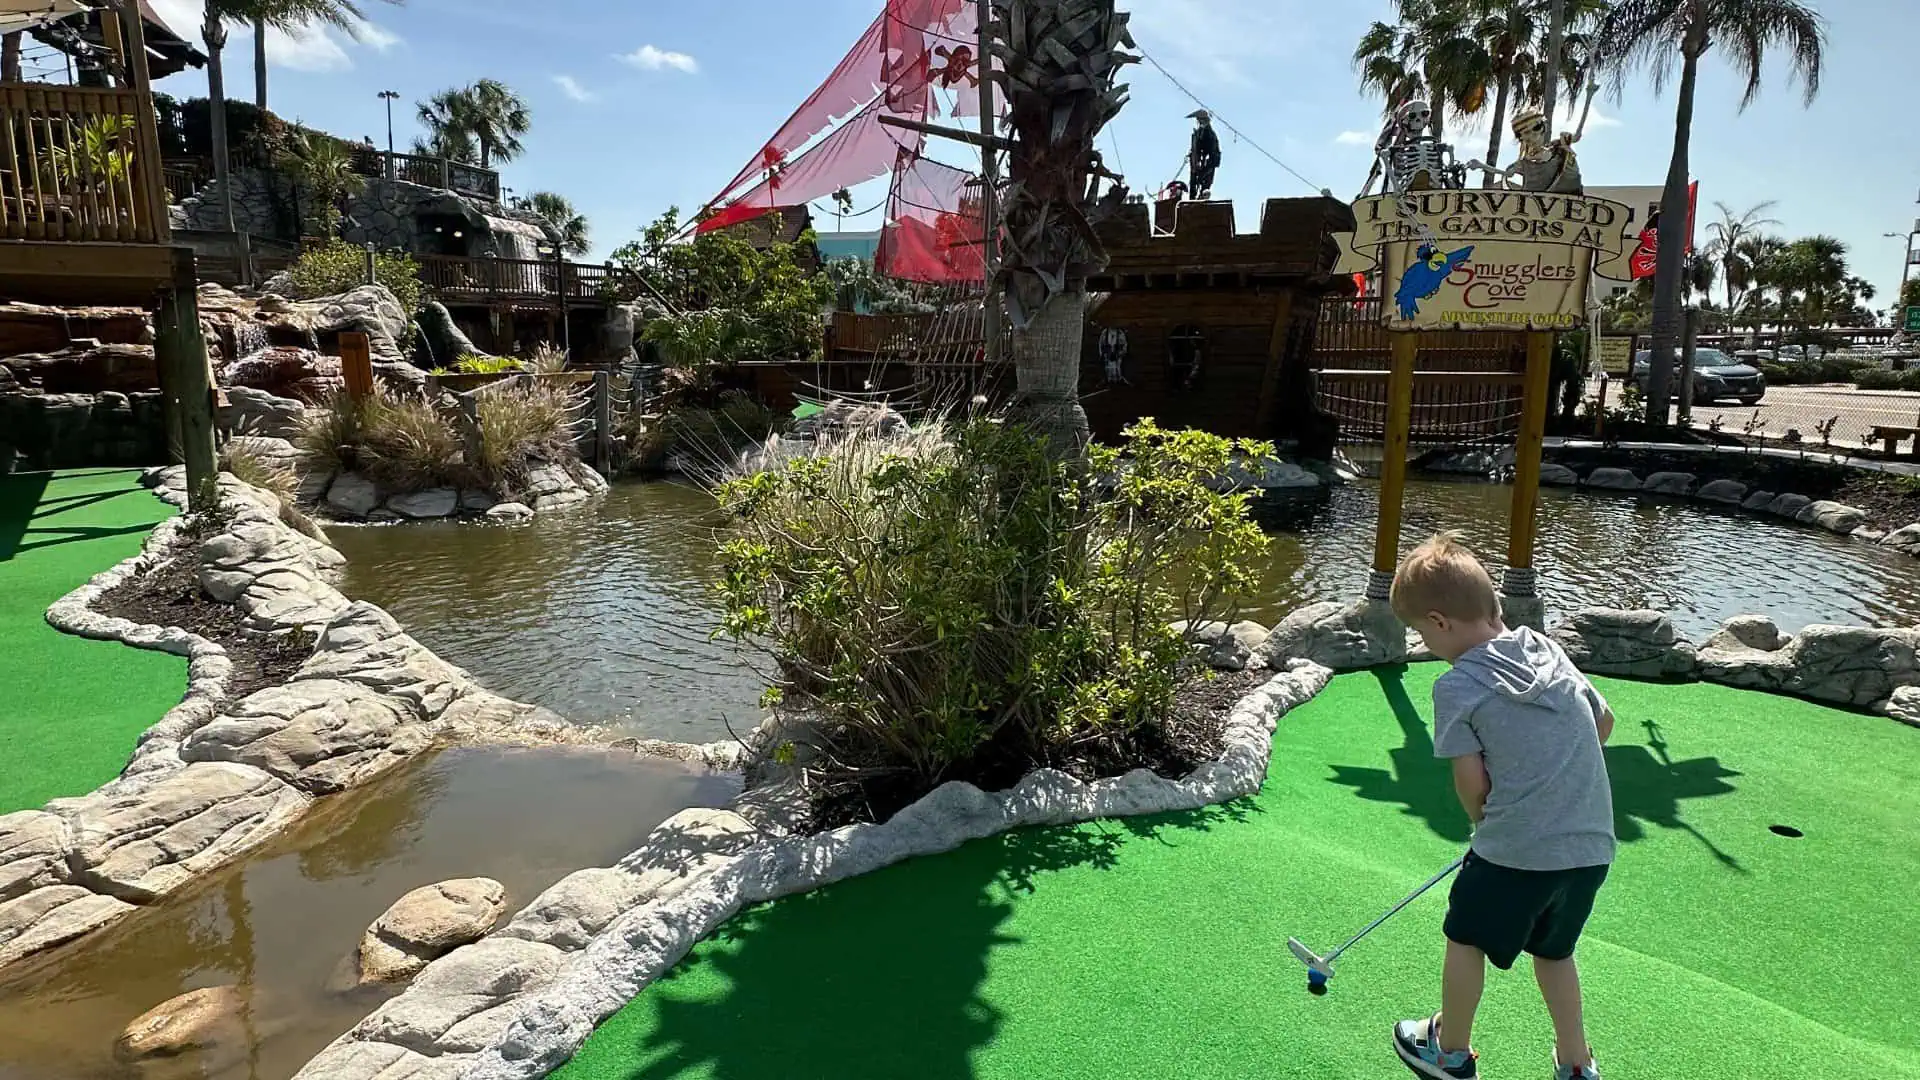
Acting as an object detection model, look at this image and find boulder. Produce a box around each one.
[1259,599,1406,671]
[351,936,565,1053]
[306,284,411,365]
[1795,500,1866,535]
[1539,463,1579,487]
[357,878,508,985]
[533,488,591,513]
[1642,471,1696,496]
[1883,686,1920,728]
[182,679,429,795]
[1209,455,1323,493]
[1777,625,1920,707]
[1703,614,1786,653]
[113,985,250,1065]
[296,602,468,719]
[1765,492,1812,519]
[327,473,382,517]
[1882,524,1920,557]
[457,489,497,512]
[0,301,148,356]
[388,488,459,519]
[66,762,308,902]
[1695,479,1748,505]
[1500,593,1547,632]
[0,885,135,968]
[220,385,308,440]
[1584,467,1640,491]
[0,811,70,903]
[221,346,340,402]
[0,342,157,393]
[1172,619,1272,671]
[1740,490,1777,512]
[485,501,533,521]
[418,301,484,366]
[1549,608,1696,679]
[224,434,302,478]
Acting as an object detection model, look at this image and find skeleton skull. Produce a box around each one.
[1397,99,1432,134]
[1511,107,1551,155]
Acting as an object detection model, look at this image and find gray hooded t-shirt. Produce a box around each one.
[1432,626,1617,872]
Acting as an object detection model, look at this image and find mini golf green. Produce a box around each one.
[0,469,183,814]
[557,668,1920,1080]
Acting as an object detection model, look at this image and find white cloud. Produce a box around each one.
[617,45,699,75]
[1334,129,1375,146]
[144,0,398,75]
[553,74,598,103]
[1127,0,1305,87]
[266,22,352,73]
[355,21,403,52]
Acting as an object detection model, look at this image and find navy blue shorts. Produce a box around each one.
[1442,849,1609,970]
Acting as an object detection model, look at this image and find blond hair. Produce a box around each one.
[1390,531,1498,622]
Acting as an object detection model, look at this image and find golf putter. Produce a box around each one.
[1288,854,1466,993]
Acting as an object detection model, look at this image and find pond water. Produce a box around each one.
[330,478,1920,745]
[0,746,738,1080]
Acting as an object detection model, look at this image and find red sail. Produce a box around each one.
[878,153,985,283]
[883,0,976,114]
[698,96,927,235]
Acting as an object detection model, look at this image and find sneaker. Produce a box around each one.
[1393,1013,1478,1079]
[1554,1049,1603,1079]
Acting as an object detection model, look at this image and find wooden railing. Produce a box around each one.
[1313,296,1528,446]
[416,253,619,305]
[348,148,501,201]
[1,83,167,243]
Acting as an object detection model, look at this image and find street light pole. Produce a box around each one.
[977,0,1000,368]
[377,89,398,177]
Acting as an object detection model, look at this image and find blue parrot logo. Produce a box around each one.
[1395,243,1475,319]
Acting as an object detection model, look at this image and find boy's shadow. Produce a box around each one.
[1327,667,1746,870]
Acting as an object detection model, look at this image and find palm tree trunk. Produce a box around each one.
[1,32,22,83]
[203,7,237,233]
[1482,71,1512,189]
[1011,292,1091,456]
[1647,49,1700,427]
[253,17,268,111]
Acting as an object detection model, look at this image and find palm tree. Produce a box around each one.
[197,0,396,232]
[1597,0,1825,425]
[516,191,589,255]
[409,128,476,164]
[417,79,530,170]
[1354,0,1495,143]
[276,129,365,237]
[1701,200,1779,312]
[1730,232,1785,334]
[988,0,1135,455]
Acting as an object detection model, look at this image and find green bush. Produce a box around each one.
[1758,356,1872,386]
[294,390,369,473]
[626,391,779,474]
[285,242,425,319]
[454,353,523,374]
[297,384,580,496]
[473,381,577,493]
[714,417,1269,789]
[356,392,464,492]
[1855,367,1920,392]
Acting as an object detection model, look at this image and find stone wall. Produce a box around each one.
[0,391,167,472]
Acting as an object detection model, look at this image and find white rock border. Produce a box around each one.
[291,662,1335,1079]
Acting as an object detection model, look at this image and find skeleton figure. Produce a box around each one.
[1357,99,1463,199]
[1098,326,1130,385]
[1466,106,1584,194]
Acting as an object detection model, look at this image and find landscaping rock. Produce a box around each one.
[220,385,306,440]
[297,602,469,718]
[0,812,70,903]
[1172,620,1271,670]
[225,434,302,477]
[388,488,459,519]
[182,679,429,796]
[222,345,340,401]
[1704,614,1786,653]
[1539,463,1579,486]
[1642,471,1696,496]
[1778,625,1920,707]
[0,342,157,393]
[1854,527,1886,543]
[1740,490,1776,512]
[290,1040,470,1080]
[1550,608,1696,679]
[617,809,760,873]
[1882,524,1920,557]
[1695,479,1748,505]
[198,505,344,604]
[307,285,411,366]
[351,936,565,1052]
[1584,467,1640,491]
[1882,686,1920,729]
[1765,492,1812,519]
[1795,500,1866,535]
[486,502,533,521]
[1500,593,1546,632]
[1209,455,1322,493]
[0,885,135,968]
[358,878,509,986]
[459,488,498,512]
[533,489,590,513]
[327,473,381,517]
[66,761,308,902]
[1260,599,1406,671]
[113,985,250,1065]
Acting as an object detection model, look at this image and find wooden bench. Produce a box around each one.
[1870,425,1920,456]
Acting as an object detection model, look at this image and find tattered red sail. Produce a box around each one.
[883,0,977,114]
[699,97,927,235]
[877,153,985,283]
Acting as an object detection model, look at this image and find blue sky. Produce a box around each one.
[145,0,1917,310]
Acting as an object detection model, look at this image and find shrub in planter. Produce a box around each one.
[473,380,576,493]
[284,241,425,319]
[715,417,1269,796]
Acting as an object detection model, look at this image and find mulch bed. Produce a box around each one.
[1545,445,1920,533]
[806,667,1260,831]
[94,536,316,701]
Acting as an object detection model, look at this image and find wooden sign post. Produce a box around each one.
[1352,190,1634,624]
[340,332,375,400]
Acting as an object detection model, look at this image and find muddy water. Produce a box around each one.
[327,478,1920,746]
[0,746,739,1080]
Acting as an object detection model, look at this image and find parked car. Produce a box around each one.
[1634,348,1767,405]
[1775,344,1824,363]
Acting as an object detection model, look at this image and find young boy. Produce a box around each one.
[1387,532,1616,1080]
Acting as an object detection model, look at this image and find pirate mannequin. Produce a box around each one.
[1187,110,1221,199]
[1465,105,1584,194]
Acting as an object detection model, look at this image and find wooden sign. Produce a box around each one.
[1598,335,1634,375]
[1350,192,1635,332]
[339,331,375,399]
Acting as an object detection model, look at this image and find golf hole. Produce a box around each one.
[1769,825,1804,838]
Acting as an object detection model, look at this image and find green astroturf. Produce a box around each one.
[0,469,183,814]
[557,666,1920,1080]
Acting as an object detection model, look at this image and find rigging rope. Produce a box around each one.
[1135,44,1326,195]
